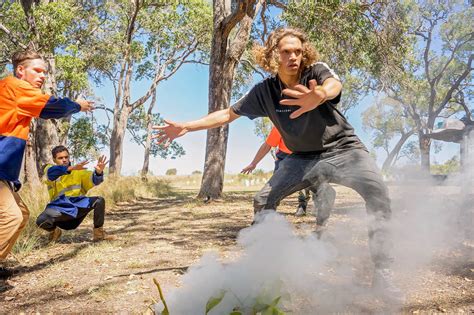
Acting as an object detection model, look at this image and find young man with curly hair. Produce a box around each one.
[153,28,404,303]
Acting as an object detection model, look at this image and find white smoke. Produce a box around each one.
[154,208,404,314]
[153,134,473,314]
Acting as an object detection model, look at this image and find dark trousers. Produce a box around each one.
[255,148,393,268]
[36,197,105,231]
[274,151,335,217]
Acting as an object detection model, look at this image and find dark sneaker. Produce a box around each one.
[0,267,14,279]
[294,206,306,217]
[372,268,406,304]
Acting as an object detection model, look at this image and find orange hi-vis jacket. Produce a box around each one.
[0,76,81,188]
[265,126,292,154]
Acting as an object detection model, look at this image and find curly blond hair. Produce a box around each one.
[253,28,319,75]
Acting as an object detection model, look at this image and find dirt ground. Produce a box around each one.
[0,185,472,314]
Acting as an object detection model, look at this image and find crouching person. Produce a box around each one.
[36,145,116,242]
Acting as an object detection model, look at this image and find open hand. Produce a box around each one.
[152,119,187,148]
[94,155,108,174]
[68,160,89,172]
[241,163,256,175]
[76,99,95,112]
[279,79,327,119]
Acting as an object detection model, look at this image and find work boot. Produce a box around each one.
[48,227,62,243]
[0,267,14,279]
[93,227,117,242]
[294,205,306,217]
[372,268,406,304]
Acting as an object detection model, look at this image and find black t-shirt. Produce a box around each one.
[231,62,366,153]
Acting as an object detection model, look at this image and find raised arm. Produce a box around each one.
[152,107,240,147]
[12,79,94,119]
[46,160,89,181]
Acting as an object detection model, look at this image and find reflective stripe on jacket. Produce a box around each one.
[44,164,96,201]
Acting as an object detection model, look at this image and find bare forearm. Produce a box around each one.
[319,78,342,101]
[250,143,272,166]
[183,108,239,132]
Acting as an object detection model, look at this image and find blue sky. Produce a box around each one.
[91,62,460,176]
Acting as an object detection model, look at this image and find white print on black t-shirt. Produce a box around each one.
[276,109,293,113]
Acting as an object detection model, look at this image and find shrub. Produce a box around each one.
[165,168,177,176]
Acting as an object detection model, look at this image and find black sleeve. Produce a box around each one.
[311,62,342,105]
[231,83,267,120]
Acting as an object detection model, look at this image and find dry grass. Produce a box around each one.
[91,176,173,204]
[12,176,174,256]
[162,173,272,191]
[13,183,50,255]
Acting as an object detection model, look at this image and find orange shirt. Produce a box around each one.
[265,126,292,154]
[0,76,50,140]
[0,76,80,185]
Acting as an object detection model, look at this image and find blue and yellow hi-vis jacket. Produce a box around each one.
[0,76,81,189]
[44,164,104,217]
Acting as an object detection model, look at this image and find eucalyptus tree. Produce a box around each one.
[362,98,416,172]
[382,0,473,170]
[101,0,211,175]
[198,0,264,199]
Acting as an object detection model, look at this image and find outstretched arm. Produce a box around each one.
[152,107,240,147]
[241,142,272,174]
[46,161,89,181]
[14,80,94,118]
[38,97,94,119]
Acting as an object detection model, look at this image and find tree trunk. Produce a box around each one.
[382,130,414,172]
[23,121,41,186]
[198,34,233,199]
[198,0,260,199]
[109,106,131,175]
[419,132,431,172]
[34,119,61,177]
[141,131,151,181]
[199,125,230,199]
[33,53,62,177]
[141,92,157,181]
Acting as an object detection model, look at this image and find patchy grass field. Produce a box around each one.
[1,181,472,314]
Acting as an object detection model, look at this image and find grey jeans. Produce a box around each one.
[254,148,393,268]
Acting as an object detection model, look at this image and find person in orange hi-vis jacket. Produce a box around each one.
[0,50,94,280]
